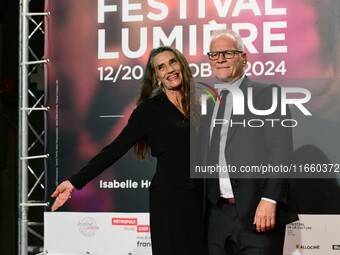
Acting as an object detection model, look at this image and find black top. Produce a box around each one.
[69,92,199,190]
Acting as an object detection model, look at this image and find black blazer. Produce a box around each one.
[202,77,298,230]
[69,92,201,191]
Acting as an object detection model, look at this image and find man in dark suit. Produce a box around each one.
[202,29,298,255]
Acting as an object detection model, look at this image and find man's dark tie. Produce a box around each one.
[207,90,229,205]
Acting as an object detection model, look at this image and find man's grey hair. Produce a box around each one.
[210,29,245,52]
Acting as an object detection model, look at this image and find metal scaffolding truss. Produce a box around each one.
[19,0,49,254]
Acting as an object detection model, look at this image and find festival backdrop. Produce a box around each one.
[44,0,340,254]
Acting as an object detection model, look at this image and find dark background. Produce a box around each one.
[0,0,44,254]
[0,1,20,255]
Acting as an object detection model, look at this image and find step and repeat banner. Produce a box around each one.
[44,213,340,255]
[45,212,152,254]
[44,0,340,254]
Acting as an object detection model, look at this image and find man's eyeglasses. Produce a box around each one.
[207,50,244,60]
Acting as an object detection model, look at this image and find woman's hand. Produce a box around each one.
[50,180,75,211]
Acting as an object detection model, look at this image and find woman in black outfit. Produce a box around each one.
[51,46,206,255]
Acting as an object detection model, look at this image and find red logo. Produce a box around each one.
[112,217,137,225]
[137,225,150,232]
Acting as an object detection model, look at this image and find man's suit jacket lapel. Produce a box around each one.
[202,98,221,205]
[202,77,254,158]
[201,98,215,165]
[225,77,253,147]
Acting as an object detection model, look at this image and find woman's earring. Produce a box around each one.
[158,81,162,87]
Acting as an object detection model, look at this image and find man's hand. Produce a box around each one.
[50,180,75,211]
[253,200,276,232]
